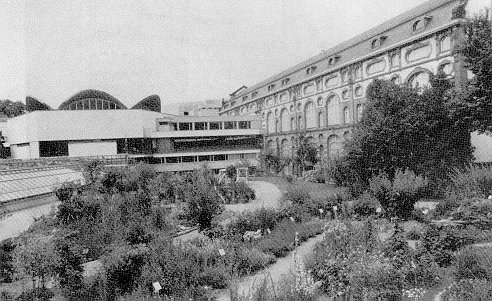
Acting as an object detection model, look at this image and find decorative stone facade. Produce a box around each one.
[219,0,468,158]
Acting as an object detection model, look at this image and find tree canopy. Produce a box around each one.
[341,76,472,190]
[449,10,492,134]
[0,99,25,117]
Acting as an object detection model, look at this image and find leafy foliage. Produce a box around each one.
[0,99,25,117]
[342,77,472,191]
[368,169,428,219]
[449,10,492,134]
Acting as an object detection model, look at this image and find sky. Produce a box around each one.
[0,0,489,111]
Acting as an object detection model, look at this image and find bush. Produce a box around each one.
[420,224,475,267]
[234,182,256,203]
[0,239,15,283]
[369,169,428,219]
[226,208,278,237]
[448,165,492,199]
[197,266,229,289]
[454,247,492,282]
[353,192,380,217]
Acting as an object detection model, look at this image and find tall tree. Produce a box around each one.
[0,99,25,117]
[449,10,492,133]
[342,76,472,189]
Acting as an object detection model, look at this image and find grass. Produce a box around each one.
[255,176,341,201]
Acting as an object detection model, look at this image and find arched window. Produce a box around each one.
[343,131,351,141]
[318,111,325,128]
[280,109,289,132]
[343,107,350,124]
[280,139,288,156]
[327,135,341,158]
[267,140,275,150]
[413,20,424,32]
[305,102,316,129]
[408,71,431,92]
[440,35,451,52]
[391,75,402,85]
[298,116,303,130]
[439,62,453,75]
[267,112,275,134]
[356,104,363,122]
[326,94,340,125]
[290,117,295,131]
[391,53,401,67]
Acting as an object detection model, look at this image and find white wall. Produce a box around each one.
[68,141,117,157]
[7,110,162,145]
[471,132,492,163]
[10,144,31,159]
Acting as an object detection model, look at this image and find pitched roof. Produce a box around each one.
[230,0,459,99]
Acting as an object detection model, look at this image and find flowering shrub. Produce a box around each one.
[369,169,428,219]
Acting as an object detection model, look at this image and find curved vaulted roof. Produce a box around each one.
[26,96,52,112]
[58,89,128,110]
[131,95,161,112]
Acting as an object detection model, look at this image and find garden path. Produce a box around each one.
[174,181,282,243]
[214,233,325,301]
[223,180,281,213]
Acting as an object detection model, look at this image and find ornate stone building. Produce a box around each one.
[218,0,468,159]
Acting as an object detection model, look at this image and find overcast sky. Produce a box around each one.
[0,0,489,111]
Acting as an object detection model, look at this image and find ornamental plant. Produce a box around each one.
[369,169,428,219]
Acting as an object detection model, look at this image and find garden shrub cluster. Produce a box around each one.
[368,169,428,219]
[306,219,443,300]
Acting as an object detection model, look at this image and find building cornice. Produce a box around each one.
[220,18,465,115]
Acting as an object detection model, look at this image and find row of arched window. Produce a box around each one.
[265,101,364,134]
[267,133,348,158]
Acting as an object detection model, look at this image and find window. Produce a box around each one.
[213,154,227,161]
[354,86,363,97]
[439,62,453,75]
[224,121,237,129]
[391,75,402,85]
[305,102,316,129]
[354,65,362,79]
[440,35,451,52]
[341,71,349,82]
[297,102,302,111]
[252,91,258,98]
[317,97,323,106]
[357,104,363,122]
[342,89,349,100]
[343,107,350,124]
[318,111,325,128]
[198,155,210,162]
[409,71,431,92]
[306,66,317,75]
[242,96,248,101]
[391,53,401,67]
[182,156,195,163]
[268,84,275,91]
[281,78,290,86]
[371,39,380,49]
[328,55,340,65]
[280,109,289,132]
[238,121,251,129]
[194,122,207,130]
[178,122,192,131]
[412,17,430,32]
[209,122,222,130]
[166,157,179,164]
[298,116,303,129]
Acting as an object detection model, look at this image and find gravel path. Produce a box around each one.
[223,181,281,214]
[215,233,325,301]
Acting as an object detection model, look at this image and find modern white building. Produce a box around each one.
[4,110,262,172]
